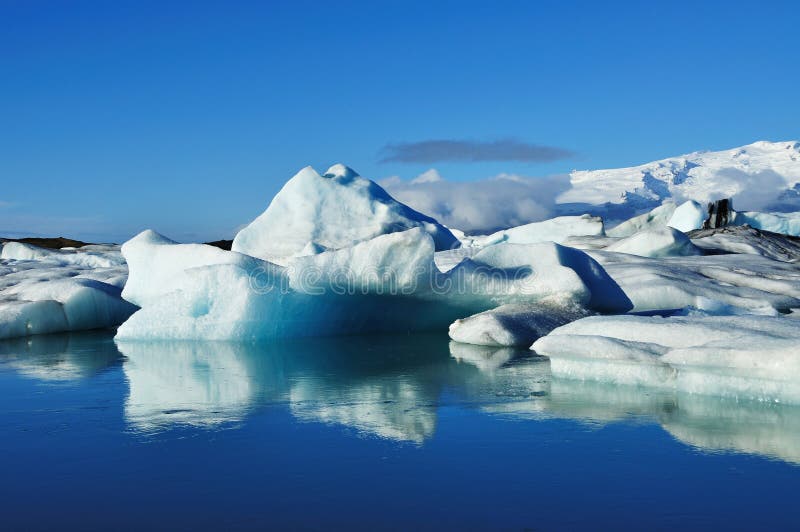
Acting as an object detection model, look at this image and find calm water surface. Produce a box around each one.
[1,331,798,530]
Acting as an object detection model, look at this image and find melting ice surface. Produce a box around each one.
[1,331,800,529]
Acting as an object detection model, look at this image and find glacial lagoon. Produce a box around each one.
[1,331,799,529]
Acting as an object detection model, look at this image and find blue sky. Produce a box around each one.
[1,0,798,242]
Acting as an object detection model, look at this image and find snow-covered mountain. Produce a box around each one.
[557,140,800,214]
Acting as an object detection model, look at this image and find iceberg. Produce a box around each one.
[120,229,274,308]
[0,244,136,339]
[607,201,678,238]
[607,200,705,237]
[117,227,631,341]
[689,225,800,262]
[732,210,800,236]
[532,314,800,403]
[476,214,604,246]
[448,303,589,347]
[231,165,460,264]
[667,200,706,232]
[1,241,126,268]
[605,227,700,258]
[587,250,800,313]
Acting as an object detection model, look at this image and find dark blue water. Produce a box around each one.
[1,331,798,530]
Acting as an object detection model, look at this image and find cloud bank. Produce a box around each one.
[380,171,571,233]
[379,139,575,164]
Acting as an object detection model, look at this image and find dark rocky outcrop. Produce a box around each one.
[702,198,733,229]
[204,239,233,251]
[0,236,91,249]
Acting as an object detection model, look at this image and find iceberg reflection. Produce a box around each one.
[452,342,800,465]
[110,336,800,463]
[120,341,262,431]
[117,335,460,442]
[544,378,800,465]
[0,331,121,381]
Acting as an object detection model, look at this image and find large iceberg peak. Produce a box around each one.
[323,163,359,180]
[232,165,460,263]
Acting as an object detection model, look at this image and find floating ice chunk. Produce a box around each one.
[452,242,632,313]
[732,210,800,236]
[0,243,136,339]
[288,228,435,294]
[605,227,700,258]
[1,241,125,268]
[560,234,619,251]
[667,200,706,232]
[448,302,589,347]
[231,165,459,263]
[587,250,800,313]
[607,201,677,237]
[3,277,136,332]
[0,284,135,339]
[433,246,482,272]
[532,314,800,403]
[121,229,276,308]
[1,242,52,261]
[606,200,705,238]
[117,228,630,341]
[118,229,454,341]
[689,225,800,262]
[0,300,69,339]
[476,214,605,246]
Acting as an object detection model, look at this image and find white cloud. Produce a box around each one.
[410,169,443,184]
[381,169,571,233]
[379,139,575,164]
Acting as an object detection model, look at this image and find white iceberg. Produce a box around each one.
[608,200,705,237]
[1,241,126,268]
[117,227,631,341]
[476,214,604,247]
[0,244,136,339]
[121,229,274,308]
[532,314,800,403]
[667,200,706,232]
[607,201,678,238]
[231,165,460,264]
[587,250,800,313]
[690,225,800,262]
[732,210,800,236]
[448,302,589,347]
[605,227,700,258]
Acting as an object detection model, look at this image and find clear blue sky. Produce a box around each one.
[2,0,798,242]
